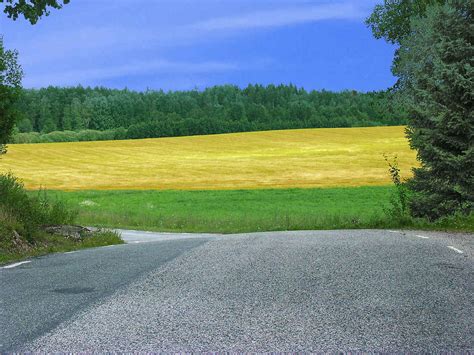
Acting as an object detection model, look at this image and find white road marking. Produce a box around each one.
[64,251,78,254]
[415,235,429,239]
[388,230,399,233]
[1,261,31,269]
[447,246,464,254]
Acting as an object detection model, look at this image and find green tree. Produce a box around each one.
[16,118,33,132]
[1,0,67,154]
[86,95,113,130]
[394,0,473,219]
[366,0,446,81]
[38,96,56,133]
[366,0,445,44]
[289,101,314,121]
[61,105,73,130]
[69,97,86,129]
[12,84,406,142]
[1,0,69,24]
[0,37,23,155]
[228,102,246,121]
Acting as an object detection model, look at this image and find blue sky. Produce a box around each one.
[0,0,396,92]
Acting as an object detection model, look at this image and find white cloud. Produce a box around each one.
[24,60,240,87]
[190,3,364,32]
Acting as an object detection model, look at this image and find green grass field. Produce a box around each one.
[49,186,473,233]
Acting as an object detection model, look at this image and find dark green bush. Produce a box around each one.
[12,132,41,144]
[12,129,125,144]
[0,173,76,241]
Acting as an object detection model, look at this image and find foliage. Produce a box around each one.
[12,85,408,143]
[394,0,473,220]
[12,128,125,143]
[383,154,411,221]
[0,172,119,264]
[0,172,123,264]
[366,0,446,44]
[0,36,23,155]
[0,0,69,24]
[0,173,75,241]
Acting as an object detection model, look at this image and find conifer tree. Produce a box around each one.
[394,0,473,218]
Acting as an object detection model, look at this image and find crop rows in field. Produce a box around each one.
[0,126,417,191]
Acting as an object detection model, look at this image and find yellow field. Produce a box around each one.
[0,126,418,191]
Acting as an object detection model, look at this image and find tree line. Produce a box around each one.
[12,85,407,143]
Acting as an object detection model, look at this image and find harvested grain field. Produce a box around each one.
[0,126,417,190]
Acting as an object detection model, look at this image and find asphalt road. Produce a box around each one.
[1,229,473,352]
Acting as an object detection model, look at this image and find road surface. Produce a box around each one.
[1,229,473,352]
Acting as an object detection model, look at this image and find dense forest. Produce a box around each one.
[12,84,407,143]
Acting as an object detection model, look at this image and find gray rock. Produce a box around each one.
[42,225,93,240]
[11,230,33,252]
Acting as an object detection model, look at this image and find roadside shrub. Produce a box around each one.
[35,189,77,225]
[0,173,39,239]
[383,154,412,223]
[0,173,76,241]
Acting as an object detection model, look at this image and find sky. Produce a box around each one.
[0,0,396,92]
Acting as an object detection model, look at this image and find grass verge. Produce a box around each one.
[0,173,123,265]
[0,229,123,265]
[49,186,473,233]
